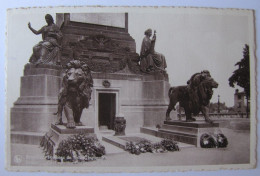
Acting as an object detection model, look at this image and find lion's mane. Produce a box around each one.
[166,76,218,122]
[61,60,93,108]
[55,60,93,128]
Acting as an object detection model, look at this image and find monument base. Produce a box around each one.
[40,124,95,158]
[141,120,223,147]
[11,64,62,145]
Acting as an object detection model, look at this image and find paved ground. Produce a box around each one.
[9,127,250,168]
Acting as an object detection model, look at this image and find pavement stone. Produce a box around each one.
[9,128,250,168]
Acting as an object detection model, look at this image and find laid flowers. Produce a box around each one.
[125,138,179,155]
[55,133,105,162]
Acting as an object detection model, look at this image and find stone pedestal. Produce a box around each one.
[11,64,62,145]
[46,124,95,146]
[159,121,221,147]
[41,124,95,157]
[141,120,222,147]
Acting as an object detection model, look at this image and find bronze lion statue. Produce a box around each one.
[166,70,218,123]
[54,60,93,128]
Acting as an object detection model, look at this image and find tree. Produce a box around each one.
[228,44,250,116]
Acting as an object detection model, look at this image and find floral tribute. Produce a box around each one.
[55,134,105,162]
[125,138,179,155]
[40,133,105,162]
[200,133,228,148]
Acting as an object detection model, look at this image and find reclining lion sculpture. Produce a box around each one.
[55,60,93,128]
[166,71,218,123]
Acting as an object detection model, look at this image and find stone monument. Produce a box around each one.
[141,71,227,147]
[10,14,64,144]
[10,13,173,145]
[10,63,62,144]
[40,60,95,157]
[57,13,171,132]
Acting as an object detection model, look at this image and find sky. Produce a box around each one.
[128,12,250,108]
[6,9,254,111]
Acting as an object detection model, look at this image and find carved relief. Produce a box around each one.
[102,80,111,88]
[61,33,142,73]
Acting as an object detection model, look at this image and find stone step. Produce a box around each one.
[99,140,125,155]
[11,104,57,111]
[99,129,115,135]
[13,97,58,105]
[11,110,57,132]
[160,124,198,134]
[19,74,61,97]
[164,120,219,128]
[157,130,197,146]
[99,125,109,130]
[11,131,45,145]
[51,124,94,134]
[141,127,197,146]
[103,133,195,150]
[140,127,158,136]
[102,136,126,150]
[158,129,197,137]
[24,67,62,76]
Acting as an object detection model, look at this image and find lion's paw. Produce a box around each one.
[76,122,83,126]
[205,118,213,124]
[191,118,196,121]
[55,121,63,125]
[166,117,172,121]
[186,118,196,122]
[66,122,76,129]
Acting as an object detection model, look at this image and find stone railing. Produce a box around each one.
[177,112,248,118]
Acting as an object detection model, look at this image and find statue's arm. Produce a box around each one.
[152,33,156,42]
[28,22,44,35]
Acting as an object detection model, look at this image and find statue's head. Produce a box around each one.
[144,28,152,37]
[201,70,211,77]
[203,76,218,89]
[45,14,54,24]
[64,60,91,92]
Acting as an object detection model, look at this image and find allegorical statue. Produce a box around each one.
[28,14,62,65]
[54,60,93,128]
[140,29,167,73]
[166,70,218,123]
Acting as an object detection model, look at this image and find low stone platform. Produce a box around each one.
[41,124,95,155]
[51,124,94,134]
[11,131,45,145]
[10,64,62,145]
[102,136,126,150]
[102,133,194,150]
[141,120,223,147]
[47,124,95,143]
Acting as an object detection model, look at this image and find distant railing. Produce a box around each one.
[177,112,248,118]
